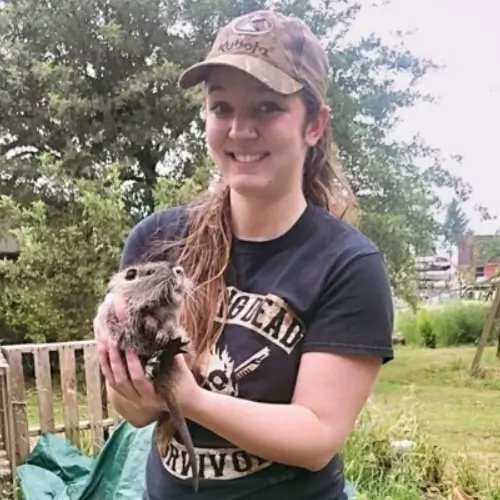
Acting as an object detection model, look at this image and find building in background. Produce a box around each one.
[458,233,500,280]
[415,255,461,303]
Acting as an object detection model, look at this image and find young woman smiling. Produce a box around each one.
[94,8,394,500]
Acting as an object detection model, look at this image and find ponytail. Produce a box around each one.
[300,87,358,223]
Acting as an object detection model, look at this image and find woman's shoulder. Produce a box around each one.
[285,204,383,282]
[308,204,380,258]
[300,205,394,364]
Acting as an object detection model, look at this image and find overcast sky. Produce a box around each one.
[349,0,500,235]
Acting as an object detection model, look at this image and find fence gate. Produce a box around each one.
[0,340,119,486]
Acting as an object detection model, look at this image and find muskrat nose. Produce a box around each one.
[173,266,184,278]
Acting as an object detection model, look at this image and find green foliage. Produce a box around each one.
[0,0,492,342]
[476,235,500,264]
[419,312,437,349]
[396,300,494,347]
[0,0,204,212]
[154,156,215,209]
[0,156,131,344]
[443,197,469,250]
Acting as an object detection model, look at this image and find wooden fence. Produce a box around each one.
[0,351,15,481]
[0,340,120,485]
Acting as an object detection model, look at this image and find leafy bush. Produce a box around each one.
[0,158,131,345]
[342,398,500,499]
[395,300,495,347]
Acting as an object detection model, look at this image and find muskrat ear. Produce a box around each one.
[125,268,137,280]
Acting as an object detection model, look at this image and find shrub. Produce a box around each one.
[395,300,495,347]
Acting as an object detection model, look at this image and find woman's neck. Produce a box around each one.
[229,189,307,242]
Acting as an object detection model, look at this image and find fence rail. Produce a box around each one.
[0,340,119,486]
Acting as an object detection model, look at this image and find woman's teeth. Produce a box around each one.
[232,153,266,163]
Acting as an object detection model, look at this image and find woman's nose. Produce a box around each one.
[228,114,258,140]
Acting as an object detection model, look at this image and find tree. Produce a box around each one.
[0,0,485,341]
[0,0,209,214]
[443,198,469,252]
[476,235,500,264]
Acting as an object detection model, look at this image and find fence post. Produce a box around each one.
[0,350,16,490]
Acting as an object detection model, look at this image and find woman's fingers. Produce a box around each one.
[108,342,141,400]
[93,292,157,409]
[113,293,128,323]
[125,349,161,406]
[94,295,116,387]
[98,345,116,389]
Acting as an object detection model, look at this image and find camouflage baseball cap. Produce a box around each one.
[178,10,329,100]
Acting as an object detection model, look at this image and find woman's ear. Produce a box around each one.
[304,104,330,147]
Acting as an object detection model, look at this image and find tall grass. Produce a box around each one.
[342,396,500,499]
[395,300,495,348]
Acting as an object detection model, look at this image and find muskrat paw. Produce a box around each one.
[144,350,163,380]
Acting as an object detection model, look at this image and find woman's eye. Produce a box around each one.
[259,101,283,113]
[210,102,231,115]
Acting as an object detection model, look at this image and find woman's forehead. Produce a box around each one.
[205,66,277,94]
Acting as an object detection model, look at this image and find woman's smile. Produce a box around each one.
[226,152,271,169]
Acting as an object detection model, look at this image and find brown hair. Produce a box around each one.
[161,85,357,375]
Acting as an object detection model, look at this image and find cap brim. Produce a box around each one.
[178,54,303,95]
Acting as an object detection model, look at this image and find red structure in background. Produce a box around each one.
[458,233,500,279]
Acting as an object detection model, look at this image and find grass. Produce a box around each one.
[340,344,500,498]
[375,345,500,466]
[4,345,500,498]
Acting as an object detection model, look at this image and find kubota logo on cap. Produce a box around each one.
[232,13,274,35]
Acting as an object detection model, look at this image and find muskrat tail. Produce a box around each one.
[164,392,199,492]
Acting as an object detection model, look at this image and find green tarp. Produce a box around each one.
[16,421,154,500]
[16,422,358,499]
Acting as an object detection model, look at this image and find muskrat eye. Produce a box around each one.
[145,269,155,276]
[125,268,137,280]
[173,266,184,278]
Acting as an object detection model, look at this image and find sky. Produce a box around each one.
[348,0,500,235]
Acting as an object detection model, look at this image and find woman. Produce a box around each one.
[94,9,394,500]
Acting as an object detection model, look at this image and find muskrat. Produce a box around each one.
[105,260,199,491]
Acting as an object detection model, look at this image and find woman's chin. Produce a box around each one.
[228,175,273,198]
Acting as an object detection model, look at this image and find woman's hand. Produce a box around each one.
[93,292,166,413]
[93,292,201,416]
[167,350,202,416]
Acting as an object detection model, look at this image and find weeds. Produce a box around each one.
[395,300,495,347]
[342,395,500,499]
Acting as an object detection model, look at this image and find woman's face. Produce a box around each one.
[204,66,327,201]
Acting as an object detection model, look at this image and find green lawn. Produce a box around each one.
[374,345,500,472]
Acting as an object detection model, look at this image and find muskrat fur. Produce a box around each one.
[105,260,199,491]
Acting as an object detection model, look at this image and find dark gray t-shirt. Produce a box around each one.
[119,202,394,500]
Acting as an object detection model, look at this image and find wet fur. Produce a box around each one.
[105,261,199,491]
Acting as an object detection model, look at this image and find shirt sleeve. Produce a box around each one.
[119,206,188,271]
[302,251,394,364]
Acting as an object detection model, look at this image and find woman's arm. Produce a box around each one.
[183,251,393,470]
[184,351,382,471]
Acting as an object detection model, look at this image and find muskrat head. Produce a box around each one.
[109,261,189,309]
